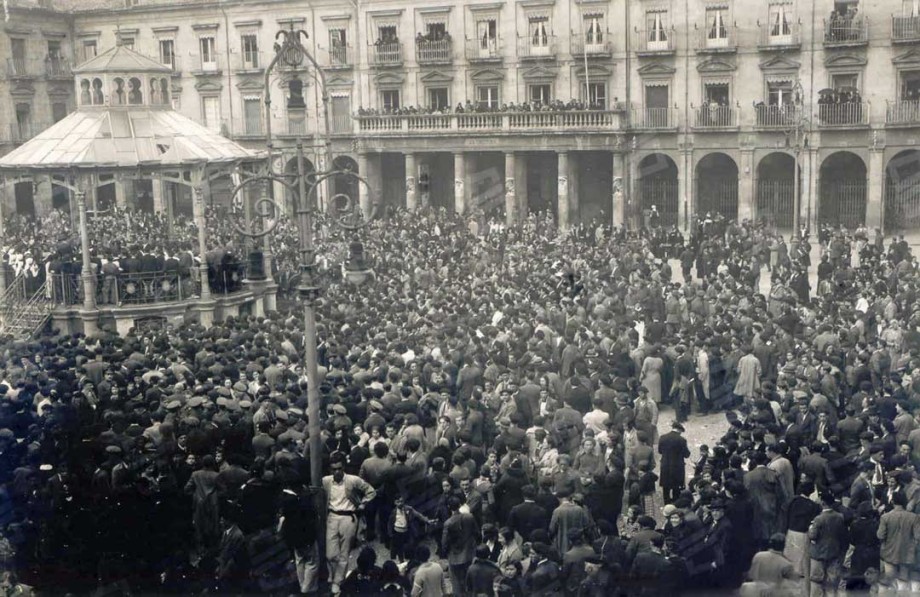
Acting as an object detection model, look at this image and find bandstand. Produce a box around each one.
[0,44,268,338]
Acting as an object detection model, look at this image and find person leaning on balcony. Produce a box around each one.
[101,256,121,305]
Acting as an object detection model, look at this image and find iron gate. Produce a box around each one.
[885,175,920,233]
[756,179,795,229]
[639,179,679,228]
[697,178,738,221]
[820,179,866,229]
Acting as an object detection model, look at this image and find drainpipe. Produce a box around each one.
[351,0,362,115]
[807,0,817,232]
[623,0,631,225]
[683,0,690,231]
[219,0,234,135]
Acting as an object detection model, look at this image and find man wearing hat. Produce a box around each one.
[658,421,691,504]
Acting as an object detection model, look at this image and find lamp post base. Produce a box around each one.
[78,309,99,337]
[194,300,217,328]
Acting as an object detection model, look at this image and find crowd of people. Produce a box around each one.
[355,98,622,118]
[1,201,920,597]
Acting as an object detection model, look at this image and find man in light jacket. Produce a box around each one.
[322,453,376,594]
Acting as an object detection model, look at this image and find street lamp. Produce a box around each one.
[785,79,808,237]
[231,24,375,489]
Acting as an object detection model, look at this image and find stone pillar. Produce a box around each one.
[612,152,626,229]
[405,153,417,211]
[0,190,6,297]
[680,149,693,232]
[115,180,127,210]
[357,152,371,218]
[152,179,165,213]
[76,188,98,336]
[805,149,819,234]
[194,185,215,328]
[867,147,884,231]
[453,152,466,215]
[504,151,516,226]
[569,153,580,226]
[558,151,570,231]
[739,149,755,223]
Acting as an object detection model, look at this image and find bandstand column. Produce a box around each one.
[152,179,165,213]
[405,153,417,211]
[358,152,371,217]
[0,190,6,297]
[504,151,517,226]
[76,187,99,336]
[194,185,215,328]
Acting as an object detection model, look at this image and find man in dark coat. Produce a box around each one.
[744,451,789,549]
[658,421,691,504]
[508,484,549,542]
[808,493,849,597]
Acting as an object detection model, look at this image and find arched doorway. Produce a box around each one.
[885,149,920,233]
[283,156,316,213]
[637,153,679,228]
[332,155,359,206]
[14,182,35,217]
[695,153,738,221]
[819,151,866,229]
[756,152,797,229]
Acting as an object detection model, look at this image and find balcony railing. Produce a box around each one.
[466,37,502,61]
[237,51,263,71]
[893,15,920,42]
[824,16,868,45]
[356,110,623,134]
[192,55,221,73]
[758,21,802,48]
[328,44,351,67]
[371,42,402,65]
[416,38,452,64]
[635,29,675,54]
[631,107,677,129]
[571,34,612,56]
[280,118,309,137]
[696,25,737,51]
[224,118,265,138]
[44,58,71,78]
[517,35,557,59]
[755,104,804,128]
[7,57,36,78]
[10,122,51,143]
[886,100,920,125]
[817,102,868,126]
[693,105,738,128]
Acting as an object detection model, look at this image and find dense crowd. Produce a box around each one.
[1,203,920,597]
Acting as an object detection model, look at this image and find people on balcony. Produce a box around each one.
[827,6,860,42]
[817,89,863,125]
[355,97,615,117]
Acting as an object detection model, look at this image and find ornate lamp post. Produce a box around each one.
[785,79,809,237]
[232,25,374,489]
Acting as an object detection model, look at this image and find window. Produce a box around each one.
[905,0,920,17]
[476,85,500,109]
[529,84,551,104]
[82,40,97,63]
[52,102,68,123]
[529,16,550,49]
[705,83,730,104]
[427,87,449,110]
[241,34,259,68]
[901,71,920,100]
[381,89,400,111]
[120,37,135,50]
[645,85,669,108]
[329,28,347,64]
[476,18,497,54]
[584,13,604,45]
[201,96,220,132]
[581,82,606,109]
[159,39,175,69]
[15,103,31,138]
[425,22,447,40]
[646,11,669,49]
[832,73,858,91]
[768,3,793,41]
[767,80,794,105]
[377,25,398,44]
[706,7,729,45]
[199,36,217,70]
[243,97,261,134]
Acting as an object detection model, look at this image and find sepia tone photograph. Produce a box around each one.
[0,0,920,595]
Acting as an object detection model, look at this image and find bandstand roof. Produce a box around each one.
[0,44,262,173]
[0,110,260,171]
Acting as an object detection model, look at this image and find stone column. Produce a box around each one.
[0,188,6,296]
[114,180,127,210]
[739,149,755,223]
[194,185,215,328]
[680,149,693,232]
[405,153,417,211]
[504,151,516,226]
[867,147,884,231]
[152,179,165,213]
[612,152,626,229]
[805,149,819,234]
[76,187,98,336]
[453,152,466,215]
[165,182,176,241]
[357,152,371,218]
[558,151,570,231]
